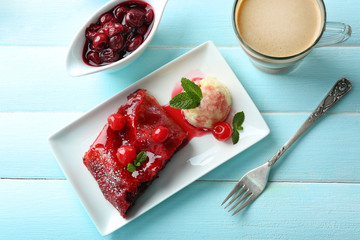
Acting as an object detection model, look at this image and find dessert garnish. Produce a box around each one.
[107,113,126,131]
[231,111,245,144]
[151,126,170,143]
[116,145,137,166]
[212,122,232,141]
[127,151,147,172]
[169,78,203,109]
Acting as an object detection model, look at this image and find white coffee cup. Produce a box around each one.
[233,0,352,73]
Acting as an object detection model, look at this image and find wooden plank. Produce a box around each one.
[0,179,359,239]
[0,47,359,112]
[0,0,108,46]
[0,113,77,178]
[205,113,360,182]
[223,47,360,113]
[0,0,359,46]
[1,113,359,182]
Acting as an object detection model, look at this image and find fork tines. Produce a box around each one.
[221,181,254,216]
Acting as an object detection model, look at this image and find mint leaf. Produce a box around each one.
[231,111,245,144]
[231,129,239,144]
[233,111,245,130]
[127,151,147,172]
[170,92,201,109]
[134,151,147,167]
[169,77,203,109]
[127,163,136,172]
[181,78,203,100]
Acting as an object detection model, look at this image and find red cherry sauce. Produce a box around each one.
[83,1,154,67]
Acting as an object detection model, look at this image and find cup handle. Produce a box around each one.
[316,22,352,47]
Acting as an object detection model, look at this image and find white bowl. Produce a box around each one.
[66,0,168,77]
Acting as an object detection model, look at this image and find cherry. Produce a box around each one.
[87,23,101,32]
[83,2,154,67]
[126,32,134,42]
[137,25,148,36]
[114,6,129,21]
[85,31,98,41]
[102,22,128,37]
[88,42,96,50]
[85,24,101,41]
[212,122,232,141]
[92,33,109,51]
[127,36,143,52]
[99,13,116,26]
[116,145,137,166]
[125,9,145,27]
[121,25,130,35]
[109,34,124,50]
[145,9,154,23]
[107,113,126,131]
[86,51,101,65]
[152,126,170,143]
[100,48,120,63]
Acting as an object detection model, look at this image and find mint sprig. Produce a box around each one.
[170,92,201,109]
[169,78,203,109]
[127,151,147,172]
[134,151,147,167]
[231,111,245,144]
[181,77,202,100]
[127,163,136,172]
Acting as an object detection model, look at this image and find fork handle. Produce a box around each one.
[268,78,352,167]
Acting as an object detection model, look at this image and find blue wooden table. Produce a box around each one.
[1,0,360,239]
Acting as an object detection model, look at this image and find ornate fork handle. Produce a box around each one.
[268,78,352,167]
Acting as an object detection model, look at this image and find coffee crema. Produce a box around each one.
[235,0,322,58]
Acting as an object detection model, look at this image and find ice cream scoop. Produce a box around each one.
[183,77,232,129]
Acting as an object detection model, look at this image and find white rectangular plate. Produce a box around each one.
[48,41,270,236]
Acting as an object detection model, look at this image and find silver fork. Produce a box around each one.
[222,78,352,216]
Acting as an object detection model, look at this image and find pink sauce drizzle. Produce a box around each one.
[163,105,209,145]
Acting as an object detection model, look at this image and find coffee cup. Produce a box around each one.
[232,0,352,73]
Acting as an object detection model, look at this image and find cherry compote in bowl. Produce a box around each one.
[66,0,168,77]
